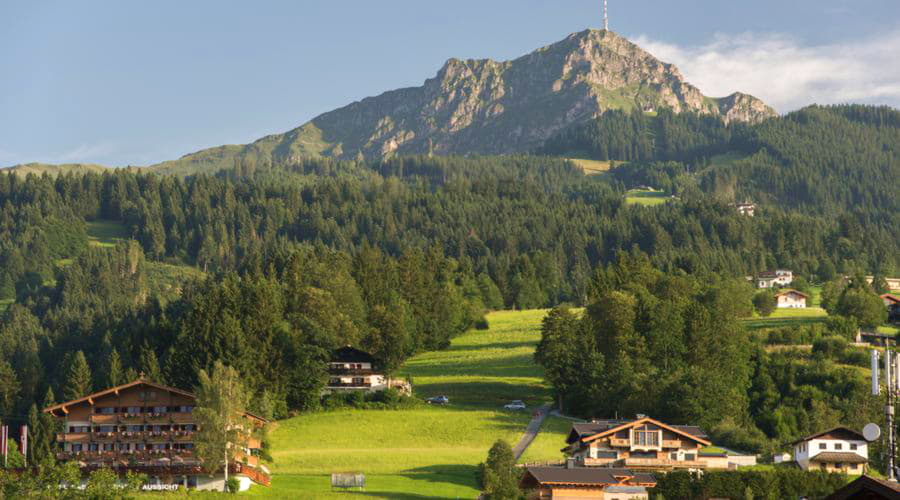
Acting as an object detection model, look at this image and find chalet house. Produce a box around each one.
[563,416,725,471]
[882,293,900,322]
[791,427,868,475]
[327,346,387,393]
[520,465,656,500]
[825,475,900,500]
[774,289,808,308]
[735,202,756,217]
[43,377,269,491]
[866,276,900,292]
[757,269,793,288]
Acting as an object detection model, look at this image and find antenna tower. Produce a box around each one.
[603,0,609,31]
[872,343,899,481]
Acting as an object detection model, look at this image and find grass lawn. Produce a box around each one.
[87,219,131,247]
[234,309,556,499]
[517,416,574,465]
[741,307,828,330]
[568,158,614,175]
[624,189,672,206]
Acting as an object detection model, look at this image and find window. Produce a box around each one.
[595,451,617,459]
[135,443,146,450]
[179,406,193,413]
[835,443,842,450]
[153,406,167,414]
[633,426,659,447]
[88,443,99,451]
[819,443,827,450]
[851,444,858,450]
[684,454,696,461]
[95,406,116,414]
[126,406,142,415]
[352,377,365,385]
[71,444,83,452]
[850,463,858,470]
[670,452,678,460]
[836,463,843,469]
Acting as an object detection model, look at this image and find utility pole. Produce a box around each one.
[603,0,609,31]
[873,343,898,481]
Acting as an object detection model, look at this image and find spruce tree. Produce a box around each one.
[106,349,124,387]
[0,360,19,416]
[139,343,163,383]
[63,351,92,401]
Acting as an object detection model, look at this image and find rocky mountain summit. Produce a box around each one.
[152,29,775,173]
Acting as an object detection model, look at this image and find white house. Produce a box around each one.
[774,290,808,308]
[326,346,388,393]
[791,427,868,475]
[757,269,793,288]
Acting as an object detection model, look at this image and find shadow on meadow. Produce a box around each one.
[404,352,542,379]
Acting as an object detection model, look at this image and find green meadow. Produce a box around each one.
[87,219,131,247]
[235,309,557,499]
[624,189,671,206]
[740,306,828,331]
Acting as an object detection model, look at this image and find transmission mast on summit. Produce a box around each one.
[603,0,609,31]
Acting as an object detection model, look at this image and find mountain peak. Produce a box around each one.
[152,30,776,172]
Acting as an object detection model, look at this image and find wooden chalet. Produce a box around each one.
[43,376,269,491]
[825,474,900,499]
[520,466,656,500]
[564,416,727,471]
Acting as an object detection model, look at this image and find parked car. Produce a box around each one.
[504,400,526,411]
[426,395,450,405]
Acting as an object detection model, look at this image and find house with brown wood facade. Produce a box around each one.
[43,377,269,491]
[326,346,411,395]
[520,465,656,500]
[563,416,730,471]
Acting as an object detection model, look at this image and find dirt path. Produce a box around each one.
[512,404,552,459]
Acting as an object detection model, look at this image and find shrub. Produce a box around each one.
[753,290,776,317]
[812,335,848,359]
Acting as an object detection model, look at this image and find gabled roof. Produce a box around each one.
[42,378,267,423]
[825,475,900,500]
[331,345,376,363]
[790,426,865,445]
[774,289,808,298]
[573,417,711,447]
[882,293,900,304]
[521,467,656,487]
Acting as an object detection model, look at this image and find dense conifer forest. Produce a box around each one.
[0,104,897,464]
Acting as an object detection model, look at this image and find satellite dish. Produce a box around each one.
[864,423,882,442]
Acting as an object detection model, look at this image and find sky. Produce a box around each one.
[1,1,899,167]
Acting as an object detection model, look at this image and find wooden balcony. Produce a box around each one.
[662,439,682,448]
[144,431,170,441]
[172,431,194,441]
[144,413,171,423]
[57,432,90,442]
[91,414,118,425]
[118,414,145,424]
[92,432,117,441]
[609,438,630,447]
[624,457,707,469]
[327,382,372,388]
[170,412,194,423]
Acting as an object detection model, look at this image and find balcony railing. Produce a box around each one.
[609,438,630,447]
[90,414,118,425]
[327,382,372,388]
[662,439,682,448]
[328,367,379,376]
[624,457,707,468]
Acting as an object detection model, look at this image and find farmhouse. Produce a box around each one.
[791,426,868,475]
[882,293,900,322]
[774,289,808,308]
[43,376,269,491]
[563,416,729,471]
[326,346,387,392]
[757,269,793,288]
[735,202,756,217]
[866,276,900,292]
[520,465,656,500]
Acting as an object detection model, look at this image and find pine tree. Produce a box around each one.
[106,349,124,387]
[63,351,92,401]
[139,343,163,383]
[0,360,20,416]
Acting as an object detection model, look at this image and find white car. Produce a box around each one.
[504,400,526,411]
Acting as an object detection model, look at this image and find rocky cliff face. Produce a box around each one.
[155,30,775,171]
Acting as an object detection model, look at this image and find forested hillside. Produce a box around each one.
[0,104,896,464]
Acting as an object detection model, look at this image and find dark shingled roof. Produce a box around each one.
[331,346,376,363]
[523,467,655,487]
[790,426,866,445]
[810,452,868,464]
[826,475,900,500]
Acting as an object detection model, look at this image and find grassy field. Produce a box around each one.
[568,158,614,175]
[232,309,557,499]
[740,307,828,330]
[624,189,671,206]
[87,220,131,247]
[517,416,573,465]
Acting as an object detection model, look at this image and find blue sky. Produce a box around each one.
[2,1,899,167]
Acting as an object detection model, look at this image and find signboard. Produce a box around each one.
[331,473,365,490]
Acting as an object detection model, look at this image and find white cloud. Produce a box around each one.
[633,29,900,113]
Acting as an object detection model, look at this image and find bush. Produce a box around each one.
[225,476,240,493]
[839,348,870,367]
[652,469,848,499]
[753,290,776,317]
[812,335,848,359]
[826,315,859,340]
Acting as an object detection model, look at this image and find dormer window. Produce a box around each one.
[633,426,659,447]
